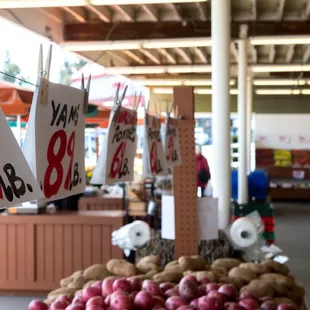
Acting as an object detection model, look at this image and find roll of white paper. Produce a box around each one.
[230,217,258,248]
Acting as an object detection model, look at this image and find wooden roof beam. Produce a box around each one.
[111,5,135,21]
[157,49,176,64]
[85,4,110,22]
[140,49,161,64]
[63,7,86,23]
[303,46,310,63]
[269,45,276,63]
[123,50,145,64]
[194,47,208,63]
[286,45,295,63]
[175,48,192,64]
[140,4,158,21]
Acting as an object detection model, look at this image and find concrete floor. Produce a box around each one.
[0,202,309,309]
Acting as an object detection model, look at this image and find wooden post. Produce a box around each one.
[173,87,198,258]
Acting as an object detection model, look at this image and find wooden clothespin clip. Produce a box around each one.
[113,82,128,112]
[81,73,91,114]
[38,44,52,105]
[133,91,142,111]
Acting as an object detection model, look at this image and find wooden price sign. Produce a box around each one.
[0,108,43,207]
[23,81,87,204]
[164,114,181,168]
[91,85,138,185]
[143,112,168,176]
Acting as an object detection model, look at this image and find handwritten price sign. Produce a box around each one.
[23,82,85,204]
[143,113,168,176]
[164,116,181,168]
[0,108,43,207]
[91,106,137,185]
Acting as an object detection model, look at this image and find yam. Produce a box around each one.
[83,264,109,280]
[261,260,290,275]
[107,259,139,277]
[228,267,257,284]
[178,255,206,271]
[239,262,269,275]
[260,273,294,286]
[212,258,242,270]
[67,275,85,289]
[153,271,183,283]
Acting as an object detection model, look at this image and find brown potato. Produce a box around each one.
[246,279,274,297]
[107,259,139,277]
[75,290,83,297]
[183,270,195,276]
[83,280,96,289]
[137,262,161,274]
[164,264,186,274]
[212,258,242,270]
[178,256,206,271]
[228,267,257,283]
[47,287,76,299]
[260,273,294,286]
[60,276,72,288]
[166,260,178,268]
[67,275,85,289]
[137,255,161,266]
[273,298,298,307]
[128,274,150,281]
[261,260,290,275]
[153,271,183,283]
[286,284,306,306]
[83,264,109,280]
[239,262,269,275]
[212,267,228,278]
[195,271,218,283]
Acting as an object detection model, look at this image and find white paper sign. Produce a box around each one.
[0,108,43,207]
[161,195,218,241]
[91,106,137,185]
[164,116,181,168]
[23,80,86,204]
[143,113,168,176]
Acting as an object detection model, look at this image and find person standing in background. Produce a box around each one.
[196,145,211,197]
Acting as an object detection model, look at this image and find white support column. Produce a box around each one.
[211,0,231,229]
[238,25,248,205]
[247,76,253,174]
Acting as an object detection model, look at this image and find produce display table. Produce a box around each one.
[0,211,123,292]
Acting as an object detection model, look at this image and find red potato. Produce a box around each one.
[65,304,85,310]
[261,301,278,310]
[165,288,180,298]
[128,277,142,291]
[50,301,68,309]
[72,296,85,305]
[134,290,154,310]
[176,306,192,310]
[189,298,199,310]
[199,284,207,296]
[104,295,111,307]
[239,298,260,310]
[28,300,48,310]
[165,296,187,310]
[224,302,245,310]
[181,275,199,286]
[130,291,139,299]
[206,283,219,293]
[142,280,163,296]
[112,278,132,293]
[91,281,103,290]
[277,305,298,310]
[199,278,211,285]
[85,307,105,310]
[110,294,134,310]
[218,284,238,301]
[82,287,102,303]
[207,290,226,306]
[159,282,175,293]
[152,307,166,310]
[153,296,166,307]
[178,279,200,303]
[198,296,223,310]
[260,297,273,303]
[86,296,105,308]
[102,277,117,297]
[240,292,258,301]
[57,296,72,306]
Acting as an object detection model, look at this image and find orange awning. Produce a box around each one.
[0,82,32,115]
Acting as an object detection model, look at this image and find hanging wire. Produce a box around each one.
[0,70,38,87]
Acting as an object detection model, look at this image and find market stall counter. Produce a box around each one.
[0,210,123,292]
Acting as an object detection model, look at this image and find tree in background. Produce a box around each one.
[59,58,88,85]
[0,51,31,87]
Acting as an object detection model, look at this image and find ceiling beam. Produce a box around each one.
[303,46,310,63]
[251,0,257,20]
[63,7,86,23]
[251,46,257,63]
[194,47,208,63]
[140,49,161,64]
[278,0,286,20]
[303,1,310,20]
[64,21,310,42]
[166,3,182,21]
[195,2,207,20]
[157,49,176,64]
[175,48,192,64]
[85,5,110,22]
[123,50,145,64]
[269,45,276,63]
[140,4,158,21]
[111,5,134,21]
[286,45,295,63]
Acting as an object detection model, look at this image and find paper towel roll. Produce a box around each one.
[230,217,258,248]
[111,221,151,252]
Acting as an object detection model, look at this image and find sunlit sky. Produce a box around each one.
[0,17,83,85]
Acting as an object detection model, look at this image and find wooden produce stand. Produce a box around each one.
[0,211,123,292]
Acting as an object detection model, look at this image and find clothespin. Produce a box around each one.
[38,44,52,105]
[81,73,91,114]
[113,83,128,112]
[133,91,142,111]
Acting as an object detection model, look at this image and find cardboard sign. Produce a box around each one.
[143,112,168,176]
[164,115,181,168]
[23,81,86,204]
[0,108,43,207]
[91,106,137,185]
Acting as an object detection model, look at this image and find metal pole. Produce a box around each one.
[247,76,253,174]
[238,25,249,204]
[212,0,231,228]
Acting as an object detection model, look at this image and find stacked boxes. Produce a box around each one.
[232,202,275,244]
